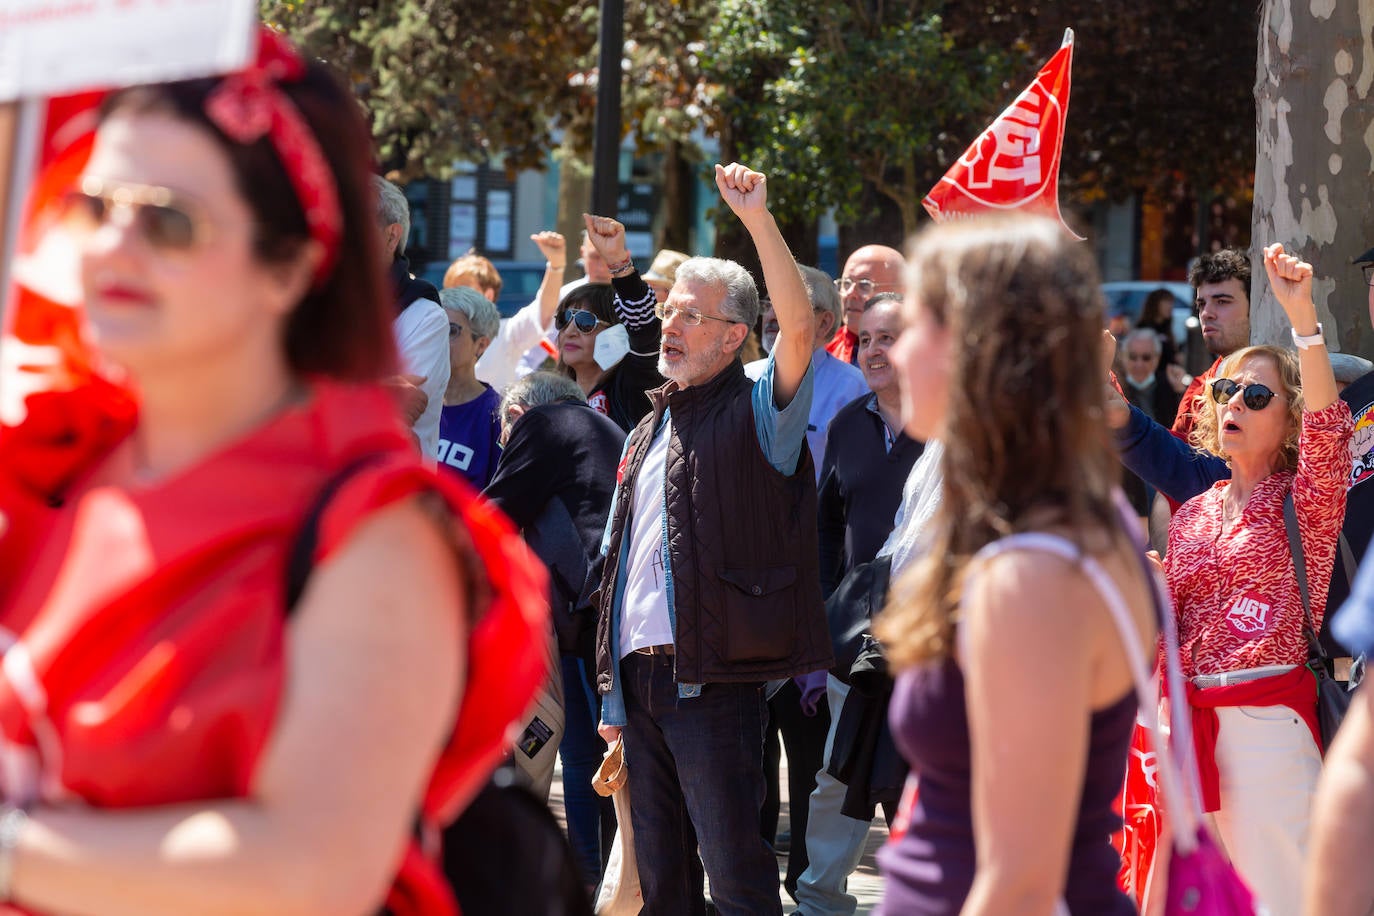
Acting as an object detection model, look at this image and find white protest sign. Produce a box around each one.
[0,0,258,102]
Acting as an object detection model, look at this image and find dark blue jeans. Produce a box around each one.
[620,652,782,916]
[559,654,615,887]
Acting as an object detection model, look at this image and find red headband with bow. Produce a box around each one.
[205,27,342,288]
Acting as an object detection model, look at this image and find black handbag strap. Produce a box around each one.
[285,454,390,612]
[1282,491,1357,663]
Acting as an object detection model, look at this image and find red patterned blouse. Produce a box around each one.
[1164,400,1353,676]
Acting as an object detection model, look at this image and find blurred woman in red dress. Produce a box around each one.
[0,26,546,916]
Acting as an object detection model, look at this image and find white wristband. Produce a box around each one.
[1291,323,1325,350]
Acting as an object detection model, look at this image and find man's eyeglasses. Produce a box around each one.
[834,277,891,297]
[653,302,738,326]
[1211,378,1278,411]
[556,308,608,332]
[59,176,209,253]
[1126,352,1157,362]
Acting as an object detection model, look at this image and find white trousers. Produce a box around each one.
[1210,704,1322,916]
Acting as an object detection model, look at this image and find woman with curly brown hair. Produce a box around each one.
[873,216,1156,915]
[1159,245,1352,915]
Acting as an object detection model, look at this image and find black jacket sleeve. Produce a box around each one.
[611,272,661,355]
[817,426,847,599]
[483,411,559,529]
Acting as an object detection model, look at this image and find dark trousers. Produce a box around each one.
[761,679,830,896]
[620,652,783,916]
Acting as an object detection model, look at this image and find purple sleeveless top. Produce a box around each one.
[877,657,1138,915]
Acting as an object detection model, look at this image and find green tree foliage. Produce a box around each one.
[261,0,599,179]
[953,1,1257,203]
[704,0,1019,236]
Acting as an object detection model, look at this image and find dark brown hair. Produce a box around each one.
[102,61,396,381]
[1188,247,1251,297]
[554,283,620,380]
[1137,287,1177,327]
[874,216,1122,669]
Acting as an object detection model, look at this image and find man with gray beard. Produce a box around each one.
[593,164,833,915]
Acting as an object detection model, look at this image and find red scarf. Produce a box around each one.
[1182,666,1319,812]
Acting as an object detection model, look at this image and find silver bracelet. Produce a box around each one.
[0,803,28,902]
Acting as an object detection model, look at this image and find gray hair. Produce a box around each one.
[372,175,411,254]
[1331,352,1374,386]
[675,257,760,327]
[1123,328,1162,357]
[500,372,587,434]
[799,265,842,342]
[439,286,501,341]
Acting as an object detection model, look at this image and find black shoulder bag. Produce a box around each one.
[826,554,893,684]
[1283,492,1360,752]
[286,459,593,916]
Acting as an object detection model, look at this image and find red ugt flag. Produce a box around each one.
[923,29,1080,238]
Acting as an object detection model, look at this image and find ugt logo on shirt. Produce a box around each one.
[1225,591,1274,638]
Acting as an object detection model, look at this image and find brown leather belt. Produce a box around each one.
[632,644,675,656]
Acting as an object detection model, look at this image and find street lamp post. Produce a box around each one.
[591,0,624,219]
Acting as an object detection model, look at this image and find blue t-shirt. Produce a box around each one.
[436,385,503,488]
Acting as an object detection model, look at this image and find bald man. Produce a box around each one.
[825,245,904,365]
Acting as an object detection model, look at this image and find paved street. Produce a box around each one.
[549,753,888,913]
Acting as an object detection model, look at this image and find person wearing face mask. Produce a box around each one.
[576,215,667,434]
[1120,328,1181,425]
[1117,328,1181,527]
[554,283,621,398]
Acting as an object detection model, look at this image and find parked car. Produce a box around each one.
[418,260,552,319]
[1100,281,1197,350]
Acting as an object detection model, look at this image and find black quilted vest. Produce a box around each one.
[594,360,833,691]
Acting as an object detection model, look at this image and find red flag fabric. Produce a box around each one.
[923,29,1079,237]
[1114,719,1164,909]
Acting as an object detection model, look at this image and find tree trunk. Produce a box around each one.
[837,180,906,270]
[1252,0,1374,357]
[555,133,593,280]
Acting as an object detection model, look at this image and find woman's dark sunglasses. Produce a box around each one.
[556,308,607,332]
[59,177,206,252]
[1211,378,1278,410]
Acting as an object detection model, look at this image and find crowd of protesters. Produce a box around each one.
[5,20,1374,916]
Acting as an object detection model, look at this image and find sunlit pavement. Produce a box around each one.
[548,752,888,913]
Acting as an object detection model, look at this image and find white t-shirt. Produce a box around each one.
[618,419,675,658]
[392,297,450,456]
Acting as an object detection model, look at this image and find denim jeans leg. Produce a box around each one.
[794,675,872,916]
[622,653,708,916]
[655,672,783,916]
[776,680,830,895]
[558,654,613,887]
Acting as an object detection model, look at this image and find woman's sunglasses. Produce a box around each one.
[556,308,607,332]
[58,177,209,253]
[1211,377,1278,410]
